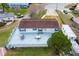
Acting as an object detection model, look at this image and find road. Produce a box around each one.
[44,3,68,16]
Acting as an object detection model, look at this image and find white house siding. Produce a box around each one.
[62,25,77,40]
[19,28,55,34]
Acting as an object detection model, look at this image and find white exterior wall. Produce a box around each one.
[62,25,77,40]
[19,28,55,33]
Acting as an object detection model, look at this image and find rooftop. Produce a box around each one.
[72,17,79,25]
[19,19,59,28]
[62,24,77,38]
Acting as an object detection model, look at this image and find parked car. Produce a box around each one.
[17,15,24,18]
[63,10,68,14]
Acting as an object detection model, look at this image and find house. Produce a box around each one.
[61,24,79,56]
[71,40,79,56]
[28,3,45,16]
[6,19,59,49]
[8,3,29,8]
[62,24,77,40]
[0,13,16,23]
[0,9,3,13]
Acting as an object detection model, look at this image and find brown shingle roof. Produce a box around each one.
[19,19,59,28]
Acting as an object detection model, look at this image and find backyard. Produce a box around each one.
[5,47,54,56]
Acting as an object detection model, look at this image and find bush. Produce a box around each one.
[0,22,6,27]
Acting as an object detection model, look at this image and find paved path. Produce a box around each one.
[0,47,6,56]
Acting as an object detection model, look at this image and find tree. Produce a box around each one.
[28,3,45,17]
[0,3,9,12]
[47,30,72,55]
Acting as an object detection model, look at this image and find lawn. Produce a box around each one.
[5,47,54,56]
[70,10,79,17]
[31,10,47,19]
[5,8,28,16]
[56,10,72,25]
[64,3,76,8]
[0,28,11,47]
[0,21,16,47]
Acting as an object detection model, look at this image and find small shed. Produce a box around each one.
[62,24,77,40]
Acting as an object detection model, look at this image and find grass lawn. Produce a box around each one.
[70,10,79,17]
[0,28,12,47]
[5,47,54,56]
[5,8,28,16]
[0,21,16,47]
[31,10,47,19]
[56,10,72,25]
[64,3,76,8]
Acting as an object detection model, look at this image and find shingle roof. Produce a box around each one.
[19,19,59,28]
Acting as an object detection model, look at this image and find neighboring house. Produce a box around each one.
[0,13,16,23]
[6,19,59,49]
[62,24,79,56]
[28,4,45,15]
[8,3,29,8]
[72,3,79,13]
[72,17,79,31]
[62,24,77,40]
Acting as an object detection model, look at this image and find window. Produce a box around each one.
[55,28,58,31]
[33,28,37,30]
[38,28,42,31]
[19,28,26,31]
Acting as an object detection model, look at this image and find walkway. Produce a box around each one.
[0,47,6,56]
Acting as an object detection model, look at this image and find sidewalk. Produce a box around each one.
[0,47,6,56]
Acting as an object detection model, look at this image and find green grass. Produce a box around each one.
[0,21,16,47]
[70,10,79,17]
[56,10,72,25]
[0,29,11,47]
[64,3,76,8]
[5,8,28,16]
[31,10,47,19]
[6,47,51,56]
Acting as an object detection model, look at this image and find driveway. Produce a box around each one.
[23,14,31,19]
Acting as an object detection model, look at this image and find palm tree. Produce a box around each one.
[0,3,9,12]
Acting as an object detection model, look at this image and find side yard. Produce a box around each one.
[56,10,79,43]
[0,21,17,47]
[56,10,72,25]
